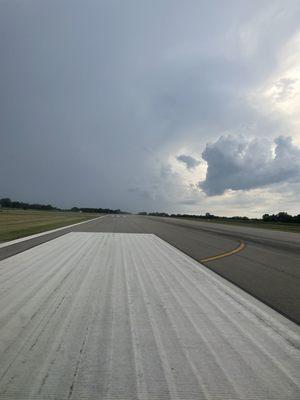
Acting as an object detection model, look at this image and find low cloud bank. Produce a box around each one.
[199,135,300,196]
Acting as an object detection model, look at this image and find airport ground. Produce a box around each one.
[0,209,102,242]
[1,213,299,324]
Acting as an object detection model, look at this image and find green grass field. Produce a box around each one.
[173,217,300,233]
[0,209,103,242]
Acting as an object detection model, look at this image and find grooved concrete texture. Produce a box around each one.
[0,232,299,399]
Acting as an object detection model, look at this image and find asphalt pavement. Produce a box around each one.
[1,214,299,323]
[72,214,300,324]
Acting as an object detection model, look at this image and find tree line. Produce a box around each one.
[1,197,299,222]
[0,198,123,214]
[139,211,300,223]
[0,198,57,211]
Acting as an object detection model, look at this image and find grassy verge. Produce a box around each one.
[0,209,103,242]
[171,217,300,233]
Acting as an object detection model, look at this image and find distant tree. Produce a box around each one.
[262,214,271,222]
[262,212,297,223]
[148,212,169,217]
[0,198,12,207]
[205,212,215,219]
[276,212,293,222]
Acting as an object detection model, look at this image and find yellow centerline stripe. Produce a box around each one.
[200,240,246,263]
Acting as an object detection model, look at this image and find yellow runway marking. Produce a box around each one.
[200,240,246,263]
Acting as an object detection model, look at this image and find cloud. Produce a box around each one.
[176,154,200,170]
[199,134,300,196]
[274,78,298,102]
[1,1,300,215]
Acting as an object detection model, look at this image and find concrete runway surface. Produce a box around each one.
[0,232,299,399]
[1,214,299,323]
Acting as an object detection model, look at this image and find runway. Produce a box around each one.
[1,214,299,323]
[0,232,299,399]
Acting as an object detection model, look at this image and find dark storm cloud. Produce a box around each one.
[200,135,300,195]
[0,0,300,213]
[176,155,200,170]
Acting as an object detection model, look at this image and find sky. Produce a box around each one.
[1,0,300,217]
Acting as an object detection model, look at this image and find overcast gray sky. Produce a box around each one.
[1,0,300,216]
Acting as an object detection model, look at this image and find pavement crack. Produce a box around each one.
[67,324,90,400]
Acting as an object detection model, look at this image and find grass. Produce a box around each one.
[171,217,300,233]
[0,209,103,242]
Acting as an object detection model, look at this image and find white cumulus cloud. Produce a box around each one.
[199,134,300,196]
